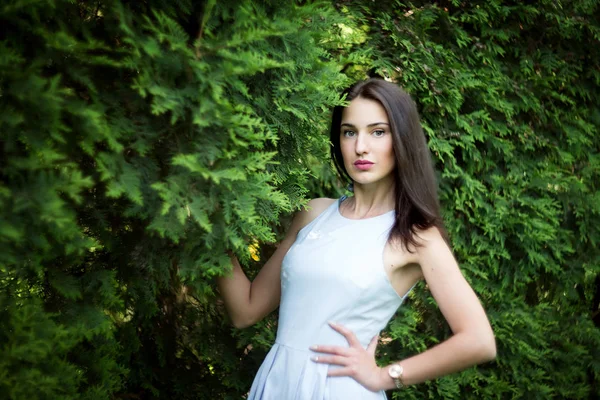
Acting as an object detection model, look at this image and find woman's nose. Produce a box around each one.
[355,132,369,154]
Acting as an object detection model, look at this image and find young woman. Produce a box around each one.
[217,78,496,399]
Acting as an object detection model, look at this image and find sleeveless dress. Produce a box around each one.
[248,197,413,400]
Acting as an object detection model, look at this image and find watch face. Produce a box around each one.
[389,364,403,378]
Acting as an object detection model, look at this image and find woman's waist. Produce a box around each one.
[275,320,383,351]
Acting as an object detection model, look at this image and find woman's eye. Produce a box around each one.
[373,129,385,137]
[343,130,356,137]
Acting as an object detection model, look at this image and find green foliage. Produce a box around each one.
[1,0,598,399]
[337,1,600,398]
[1,0,346,398]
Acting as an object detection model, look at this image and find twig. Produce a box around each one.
[195,0,216,59]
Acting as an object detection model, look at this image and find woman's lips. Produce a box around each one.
[354,160,374,171]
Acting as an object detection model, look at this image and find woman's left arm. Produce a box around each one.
[377,227,496,389]
[311,227,496,391]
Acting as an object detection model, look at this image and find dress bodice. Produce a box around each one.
[277,197,406,350]
[249,197,413,400]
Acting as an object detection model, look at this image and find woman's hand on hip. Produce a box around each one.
[310,322,387,392]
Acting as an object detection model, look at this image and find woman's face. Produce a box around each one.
[340,97,396,188]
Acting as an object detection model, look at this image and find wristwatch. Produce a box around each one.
[388,363,405,389]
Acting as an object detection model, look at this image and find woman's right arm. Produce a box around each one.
[217,198,335,328]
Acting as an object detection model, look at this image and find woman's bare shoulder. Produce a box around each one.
[414,226,447,250]
[294,197,337,231]
[282,198,336,242]
[411,226,455,273]
[386,226,447,267]
[304,197,337,214]
[303,197,337,219]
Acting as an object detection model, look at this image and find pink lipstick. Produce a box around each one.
[354,160,374,171]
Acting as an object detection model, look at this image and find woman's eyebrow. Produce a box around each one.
[340,122,390,128]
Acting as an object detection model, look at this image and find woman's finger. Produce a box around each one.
[311,354,348,366]
[309,345,351,356]
[366,333,379,356]
[328,321,361,348]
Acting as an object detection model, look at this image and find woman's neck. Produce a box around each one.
[344,181,395,219]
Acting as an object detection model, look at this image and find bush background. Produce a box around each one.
[1,0,598,399]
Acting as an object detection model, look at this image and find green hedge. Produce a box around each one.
[0,1,346,398]
[0,0,598,399]
[338,1,600,398]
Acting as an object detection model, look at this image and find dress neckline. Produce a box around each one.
[336,196,395,221]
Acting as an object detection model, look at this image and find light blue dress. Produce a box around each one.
[248,197,413,399]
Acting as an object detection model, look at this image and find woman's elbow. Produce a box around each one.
[460,328,496,363]
[230,314,257,329]
[485,336,497,361]
[231,318,249,329]
[475,332,497,362]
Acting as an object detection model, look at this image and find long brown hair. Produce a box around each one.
[330,78,447,250]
